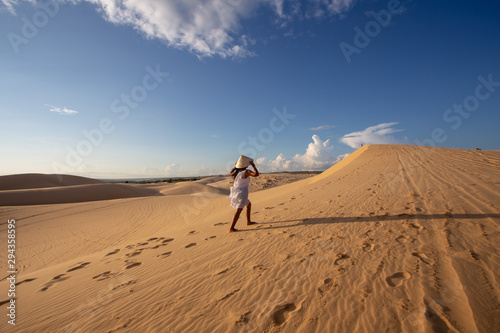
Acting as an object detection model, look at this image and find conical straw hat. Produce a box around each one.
[235,155,253,168]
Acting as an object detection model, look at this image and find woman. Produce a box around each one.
[227,155,260,232]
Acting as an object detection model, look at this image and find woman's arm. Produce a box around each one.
[247,161,259,177]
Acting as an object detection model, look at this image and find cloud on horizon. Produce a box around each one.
[4,0,357,58]
[258,134,348,172]
[340,122,404,148]
[46,104,79,115]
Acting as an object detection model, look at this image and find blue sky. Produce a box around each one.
[1,0,499,178]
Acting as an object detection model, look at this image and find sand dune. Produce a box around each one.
[0,173,105,191]
[209,172,318,193]
[157,182,230,196]
[0,183,161,206]
[1,145,499,332]
[0,173,315,206]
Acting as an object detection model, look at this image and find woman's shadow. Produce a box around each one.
[244,213,500,231]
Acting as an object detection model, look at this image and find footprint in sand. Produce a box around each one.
[412,252,432,265]
[360,289,372,299]
[40,274,71,291]
[362,242,374,253]
[125,250,142,258]
[205,236,216,240]
[396,235,411,244]
[213,222,229,227]
[93,271,117,281]
[386,272,411,287]
[126,242,148,249]
[235,311,252,325]
[66,262,91,272]
[105,249,121,257]
[162,238,174,244]
[215,267,230,275]
[147,237,159,241]
[409,223,423,231]
[111,280,138,291]
[0,299,14,306]
[187,231,197,235]
[272,303,296,326]
[185,243,197,248]
[124,261,142,269]
[156,251,172,258]
[15,278,37,286]
[334,254,351,266]
[317,278,335,295]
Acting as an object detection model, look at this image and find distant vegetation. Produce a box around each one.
[119,177,202,184]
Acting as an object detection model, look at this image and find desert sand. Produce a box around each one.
[0,145,499,332]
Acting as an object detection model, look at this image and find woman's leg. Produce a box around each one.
[230,208,243,232]
[246,201,255,225]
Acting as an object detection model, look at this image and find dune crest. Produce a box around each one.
[0,173,105,191]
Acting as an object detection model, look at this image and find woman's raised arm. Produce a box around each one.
[247,161,259,177]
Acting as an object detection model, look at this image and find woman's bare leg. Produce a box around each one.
[230,208,243,232]
[246,202,255,225]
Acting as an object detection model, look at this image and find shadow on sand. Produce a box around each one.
[241,213,500,232]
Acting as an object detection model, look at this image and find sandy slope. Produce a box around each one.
[0,173,105,191]
[0,145,499,332]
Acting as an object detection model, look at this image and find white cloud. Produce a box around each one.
[309,124,335,131]
[340,122,404,148]
[270,0,285,18]
[304,0,356,19]
[256,157,267,165]
[260,134,348,172]
[324,0,356,15]
[3,0,357,58]
[1,0,21,14]
[82,0,261,58]
[46,104,79,115]
[164,162,178,176]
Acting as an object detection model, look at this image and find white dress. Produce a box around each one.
[228,170,251,209]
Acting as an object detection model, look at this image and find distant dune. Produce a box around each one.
[0,172,315,206]
[1,145,499,332]
[0,173,105,191]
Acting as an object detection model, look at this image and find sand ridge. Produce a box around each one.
[0,145,499,332]
[0,173,105,191]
